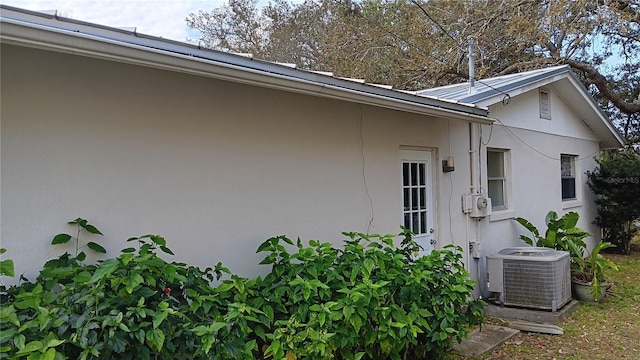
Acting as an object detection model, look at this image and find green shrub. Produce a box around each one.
[587,148,640,254]
[252,231,484,359]
[0,222,484,359]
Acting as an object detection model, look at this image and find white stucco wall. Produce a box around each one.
[477,88,602,260]
[1,44,477,283]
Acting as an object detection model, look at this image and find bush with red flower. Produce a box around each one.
[1,220,484,359]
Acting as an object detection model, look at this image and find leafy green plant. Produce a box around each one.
[572,241,619,300]
[1,222,242,360]
[250,230,485,359]
[515,211,590,272]
[515,211,620,301]
[0,248,14,278]
[515,211,590,252]
[51,218,106,260]
[1,221,484,359]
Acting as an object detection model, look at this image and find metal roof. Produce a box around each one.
[417,65,625,148]
[0,4,492,123]
[416,66,571,103]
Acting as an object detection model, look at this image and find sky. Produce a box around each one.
[0,0,226,43]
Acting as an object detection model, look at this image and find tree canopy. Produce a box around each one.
[187,0,640,142]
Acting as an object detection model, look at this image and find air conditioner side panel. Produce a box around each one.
[486,257,503,293]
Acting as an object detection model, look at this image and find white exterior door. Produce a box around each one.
[400,150,435,256]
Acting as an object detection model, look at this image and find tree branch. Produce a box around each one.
[566,59,640,115]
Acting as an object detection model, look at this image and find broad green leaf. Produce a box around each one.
[152,310,168,329]
[265,340,282,358]
[149,235,166,246]
[90,259,120,283]
[211,322,226,332]
[41,347,56,360]
[364,258,374,274]
[81,223,103,235]
[159,246,174,255]
[51,234,72,245]
[44,337,65,348]
[16,340,43,355]
[13,334,26,350]
[146,329,165,351]
[343,305,355,320]
[0,329,17,343]
[191,325,210,336]
[562,212,579,228]
[255,241,273,253]
[216,281,234,293]
[0,259,14,277]
[73,271,92,283]
[87,242,106,254]
[125,273,144,294]
[244,339,257,352]
[76,252,86,261]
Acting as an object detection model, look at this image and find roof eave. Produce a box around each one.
[0,6,492,124]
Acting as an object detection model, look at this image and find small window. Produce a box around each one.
[561,155,576,200]
[540,89,551,119]
[487,149,508,210]
[402,161,428,235]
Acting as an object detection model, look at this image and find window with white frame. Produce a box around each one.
[402,161,428,235]
[540,89,551,120]
[561,154,577,200]
[487,149,509,210]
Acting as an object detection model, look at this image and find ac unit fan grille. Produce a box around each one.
[503,258,571,310]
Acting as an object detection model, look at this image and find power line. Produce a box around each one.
[409,1,514,103]
[333,0,605,162]
[410,0,462,48]
[331,0,433,59]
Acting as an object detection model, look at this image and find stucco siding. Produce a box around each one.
[488,89,600,142]
[478,106,601,260]
[1,44,474,281]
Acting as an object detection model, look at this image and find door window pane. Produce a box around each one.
[402,160,428,235]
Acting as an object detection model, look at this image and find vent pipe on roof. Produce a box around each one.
[468,36,475,94]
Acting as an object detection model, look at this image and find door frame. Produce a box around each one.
[399,147,438,255]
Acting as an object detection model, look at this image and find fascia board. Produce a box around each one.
[561,76,625,148]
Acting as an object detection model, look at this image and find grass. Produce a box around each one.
[455,236,640,360]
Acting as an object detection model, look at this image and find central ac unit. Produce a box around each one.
[486,247,571,312]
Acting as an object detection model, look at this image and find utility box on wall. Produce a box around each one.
[486,247,571,312]
[462,194,492,218]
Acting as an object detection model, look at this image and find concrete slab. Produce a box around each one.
[483,299,579,324]
[452,324,519,357]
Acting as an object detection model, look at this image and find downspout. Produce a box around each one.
[469,123,479,196]
[468,36,479,196]
[467,36,489,298]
